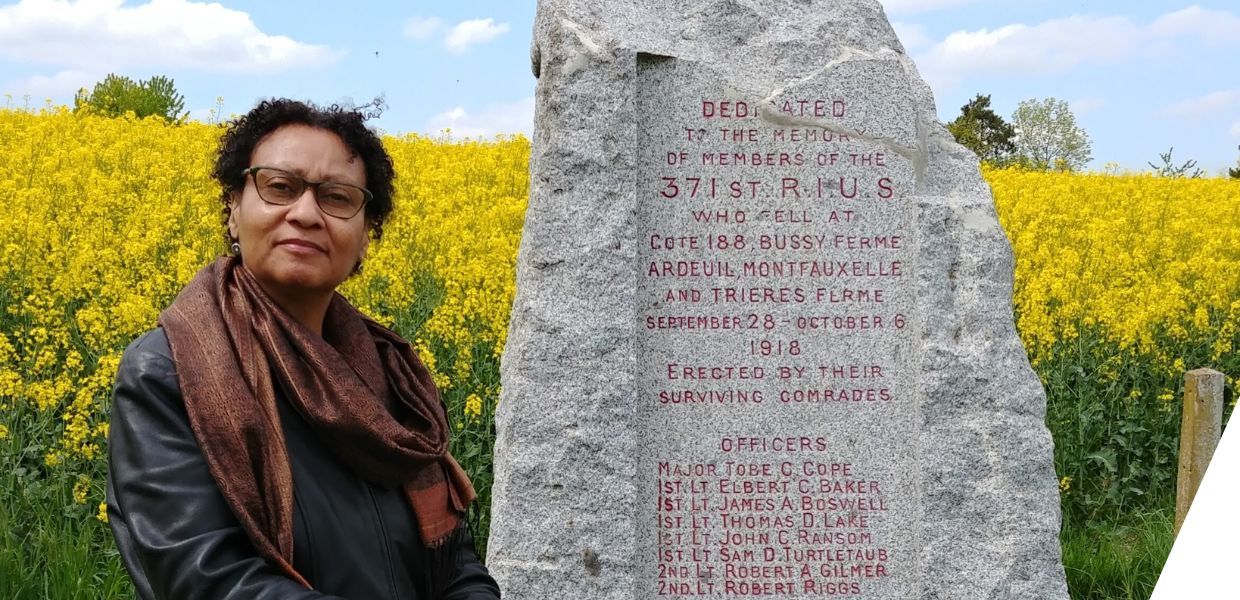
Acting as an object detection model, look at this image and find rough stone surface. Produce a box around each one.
[488,1,1068,598]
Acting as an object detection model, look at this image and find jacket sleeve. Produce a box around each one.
[438,525,502,600]
[106,329,346,600]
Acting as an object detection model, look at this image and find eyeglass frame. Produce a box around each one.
[240,166,373,220]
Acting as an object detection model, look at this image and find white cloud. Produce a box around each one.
[1071,96,1107,116]
[403,16,443,41]
[0,0,340,73]
[920,16,1141,88]
[444,18,510,54]
[1148,6,1240,44]
[1230,122,1240,137]
[890,21,931,51]
[2,69,98,100]
[426,96,533,138]
[914,7,1240,91]
[1160,90,1240,118]
[879,0,978,17]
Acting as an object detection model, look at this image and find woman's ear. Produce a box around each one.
[226,191,240,240]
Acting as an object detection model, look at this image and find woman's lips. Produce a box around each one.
[275,239,326,253]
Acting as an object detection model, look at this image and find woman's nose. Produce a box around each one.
[285,187,325,224]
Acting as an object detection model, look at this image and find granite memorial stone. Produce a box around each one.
[488,1,1069,598]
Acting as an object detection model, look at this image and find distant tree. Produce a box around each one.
[946,94,1017,165]
[74,74,187,122]
[1010,97,1092,171]
[1230,146,1240,180]
[1148,147,1204,178]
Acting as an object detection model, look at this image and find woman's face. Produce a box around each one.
[227,124,370,304]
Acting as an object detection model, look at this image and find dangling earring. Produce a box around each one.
[231,242,241,255]
[352,260,364,275]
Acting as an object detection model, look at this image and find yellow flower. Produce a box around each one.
[987,166,1240,371]
[1058,476,1072,493]
[0,423,8,439]
[97,502,109,524]
[464,393,483,421]
[72,475,91,505]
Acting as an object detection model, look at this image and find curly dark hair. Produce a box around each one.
[212,98,396,246]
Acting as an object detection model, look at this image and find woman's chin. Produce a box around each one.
[253,267,342,300]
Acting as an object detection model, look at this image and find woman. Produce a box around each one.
[106,99,501,599]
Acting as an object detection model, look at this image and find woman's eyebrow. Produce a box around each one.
[259,164,361,183]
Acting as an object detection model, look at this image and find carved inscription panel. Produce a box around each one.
[636,56,919,598]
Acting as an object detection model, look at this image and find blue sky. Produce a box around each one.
[1,0,1237,173]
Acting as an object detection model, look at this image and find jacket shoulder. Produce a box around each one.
[112,327,182,417]
[116,328,177,379]
[123,327,172,361]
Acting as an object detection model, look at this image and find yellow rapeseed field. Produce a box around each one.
[0,107,1237,547]
[990,167,1240,374]
[988,166,1239,522]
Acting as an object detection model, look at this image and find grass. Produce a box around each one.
[1062,509,1174,600]
[0,437,133,599]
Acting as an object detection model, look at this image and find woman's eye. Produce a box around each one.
[266,179,295,193]
[322,189,353,205]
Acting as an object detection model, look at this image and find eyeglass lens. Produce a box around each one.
[252,168,367,218]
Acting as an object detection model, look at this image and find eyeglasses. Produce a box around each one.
[242,166,372,219]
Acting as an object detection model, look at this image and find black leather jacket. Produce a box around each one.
[106,328,501,600]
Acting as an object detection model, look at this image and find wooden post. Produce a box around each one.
[1175,368,1225,537]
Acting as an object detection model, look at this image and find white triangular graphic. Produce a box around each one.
[1152,415,1240,598]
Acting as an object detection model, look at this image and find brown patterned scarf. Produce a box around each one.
[158,256,474,586]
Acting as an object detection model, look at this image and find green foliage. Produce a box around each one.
[73,74,187,122]
[1148,147,1204,178]
[1,414,133,599]
[1011,97,1093,171]
[1230,145,1240,179]
[1044,324,1236,526]
[946,94,1016,166]
[1061,510,1173,600]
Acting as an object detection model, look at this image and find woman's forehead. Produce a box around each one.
[250,125,364,179]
